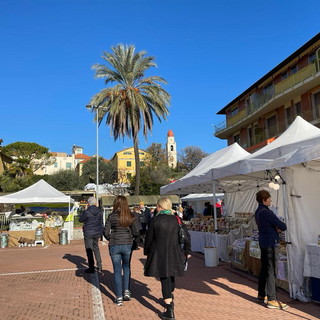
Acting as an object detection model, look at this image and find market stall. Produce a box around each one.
[0,179,74,246]
[161,116,320,302]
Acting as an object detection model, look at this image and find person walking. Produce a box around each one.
[103,195,138,306]
[144,197,188,320]
[132,206,142,250]
[255,190,288,310]
[139,201,151,240]
[79,196,103,273]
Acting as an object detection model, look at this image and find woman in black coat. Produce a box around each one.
[144,197,187,320]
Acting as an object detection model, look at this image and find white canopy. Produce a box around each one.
[161,143,250,195]
[0,179,74,204]
[180,193,224,202]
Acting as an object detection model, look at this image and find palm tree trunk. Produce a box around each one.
[133,136,140,195]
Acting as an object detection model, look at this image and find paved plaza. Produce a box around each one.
[0,240,319,320]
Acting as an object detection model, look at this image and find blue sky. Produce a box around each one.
[1,0,319,159]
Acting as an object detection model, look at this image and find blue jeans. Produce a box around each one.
[109,244,132,298]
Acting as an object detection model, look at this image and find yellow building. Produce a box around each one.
[111,147,149,183]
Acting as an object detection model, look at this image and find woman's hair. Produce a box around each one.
[256,190,271,203]
[157,197,172,211]
[113,195,134,227]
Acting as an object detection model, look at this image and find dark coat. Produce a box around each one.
[79,205,103,236]
[103,211,138,246]
[144,213,185,278]
[255,203,287,248]
[140,207,151,224]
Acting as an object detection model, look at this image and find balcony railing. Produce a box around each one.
[215,62,319,135]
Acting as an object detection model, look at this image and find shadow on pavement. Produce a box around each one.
[98,269,161,316]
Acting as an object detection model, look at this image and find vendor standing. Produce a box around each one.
[255,190,288,310]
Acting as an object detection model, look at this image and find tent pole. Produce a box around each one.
[212,178,217,234]
[281,168,293,298]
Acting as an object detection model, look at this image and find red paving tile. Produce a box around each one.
[0,240,319,320]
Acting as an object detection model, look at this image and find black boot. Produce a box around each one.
[161,302,175,320]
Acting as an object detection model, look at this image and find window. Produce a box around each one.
[263,83,274,96]
[54,162,58,168]
[123,152,132,155]
[285,107,293,127]
[231,107,239,116]
[140,161,144,167]
[312,91,320,119]
[139,152,144,155]
[170,145,174,151]
[294,102,301,117]
[247,127,253,146]
[66,162,72,169]
[126,161,132,167]
[281,71,288,80]
[266,115,277,138]
[308,52,316,64]
[290,65,298,75]
[127,173,132,179]
[233,134,240,144]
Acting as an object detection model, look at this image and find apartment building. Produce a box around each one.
[214,33,320,152]
[111,147,150,183]
[34,145,90,175]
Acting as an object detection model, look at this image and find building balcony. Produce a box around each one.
[215,62,320,139]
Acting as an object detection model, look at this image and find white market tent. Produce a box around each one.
[0,179,75,240]
[161,143,250,231]
[211,117,320,302]
[0,179,74,204]
[161,143,250,195]
[161,116,320,301]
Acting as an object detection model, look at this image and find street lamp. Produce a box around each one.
[86,104,101,206]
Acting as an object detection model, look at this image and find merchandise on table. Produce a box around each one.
[9,214,63,231]
[186,212,253,234]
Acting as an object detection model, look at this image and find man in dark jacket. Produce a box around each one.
[79,197,103,273]
[255,190,288,310]
[139,201,151,240]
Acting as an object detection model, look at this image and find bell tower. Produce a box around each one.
[166,129,177,169]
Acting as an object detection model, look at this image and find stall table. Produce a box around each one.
[304,244,320,301]
[189,231,230,262]
[8,228,60,247]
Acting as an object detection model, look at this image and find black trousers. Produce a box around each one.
[160,276,175,300]
[258,246,277,301]
[84,234,102,270]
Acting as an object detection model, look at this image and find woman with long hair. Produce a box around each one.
[144,197,189,320]
[104,195,138,306]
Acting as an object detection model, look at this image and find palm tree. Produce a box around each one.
[89,44,170,195]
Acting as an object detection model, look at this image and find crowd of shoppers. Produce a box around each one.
[79,190,288,318]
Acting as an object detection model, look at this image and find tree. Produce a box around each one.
[179,146,208,172]
[81,157,116,185]
[0,173,43,192]
[146,143,167,164]
[129,164,173,195]
[89,44,170,195]
[2,142,53,177]
[47,170,84,191]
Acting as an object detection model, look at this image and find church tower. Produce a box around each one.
[166,129,177,169]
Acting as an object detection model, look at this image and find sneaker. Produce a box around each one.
[123,290,131,301]
[115,297,123,306]
[257,295,267,303]
[267,300,288,310]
